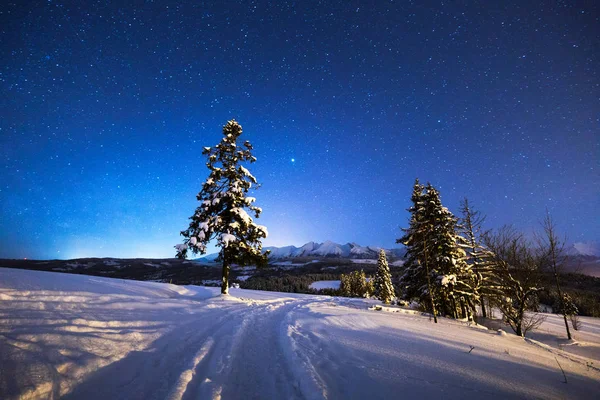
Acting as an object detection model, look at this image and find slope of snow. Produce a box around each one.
[310,240,351,257]
[309,280,341,290]
[264,245,297,259]
[350,259,377,264]
[293,241,320,257]
[349,243,380,258]
[571,241,600,257]
[1,267,599,400]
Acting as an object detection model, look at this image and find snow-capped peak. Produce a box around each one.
[570,241,600,257]
[266,241,403,260]
[194,240,406,262]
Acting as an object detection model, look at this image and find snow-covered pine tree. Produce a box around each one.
[374,249,395,304]
[397,179,424,302]
[175,120,269,295]
[422,184,476,319]
[339,273,349,296]
[458,198,502,319]
[397,179,438,322]
[398,181,477,320]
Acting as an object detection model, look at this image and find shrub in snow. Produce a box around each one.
[175,120,269,294]
[396,300,409,307]
[570,314,582,331]
[556,293,578,316]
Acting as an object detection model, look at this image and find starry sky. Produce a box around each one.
[1,1,598,259]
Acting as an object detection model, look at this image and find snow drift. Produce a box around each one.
[1,267,599,399]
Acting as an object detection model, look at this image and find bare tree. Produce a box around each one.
[522,312,547,336]
[484,226,544,337]
[537,211,572,340]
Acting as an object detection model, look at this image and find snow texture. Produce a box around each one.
[309,280,341,290]
[220,233,237,248]
[571,241,600,257]
[1,267,599,400]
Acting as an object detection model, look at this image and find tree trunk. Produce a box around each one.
[423,240,437,323]
[221,253,230,295]
[516,304,525,337]
[467,297,477,322]
[450,295,458,319]
[554,274,572,340]
[515,323,523,337]
[545,213,571,340]
[459,297,467,319]
[562,312,571,339]
[481,296,487,318]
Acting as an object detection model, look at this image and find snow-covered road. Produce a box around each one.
[1,268,599,399]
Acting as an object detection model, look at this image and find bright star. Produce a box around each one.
[291,158,295,163]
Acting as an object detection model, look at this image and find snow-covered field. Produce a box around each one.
[349,259,378,264]
[309,280,340,290]
[1,268,599,399]
[349,259,405,266]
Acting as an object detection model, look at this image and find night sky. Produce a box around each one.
[1,1,598,259]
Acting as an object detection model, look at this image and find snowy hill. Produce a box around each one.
[196,240,405,262]
[1,267,599,399]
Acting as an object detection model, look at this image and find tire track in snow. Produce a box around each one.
[206,298,321,400]
[63,302,248,400]
[281,299,330,400]
[178,303,252,400]
[166,337,214,400]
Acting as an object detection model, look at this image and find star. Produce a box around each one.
[0,1,596,259]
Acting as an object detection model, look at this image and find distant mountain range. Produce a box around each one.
[195,240,600,264]
[569,241,600,257]
[195,240,406,262]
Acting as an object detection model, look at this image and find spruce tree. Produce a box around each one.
[458,198,502,319]
[398,179,438,322]
[399,181,476,320]
[175,120,269,294]
[422,184,477,319]
[374,249,395,304]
